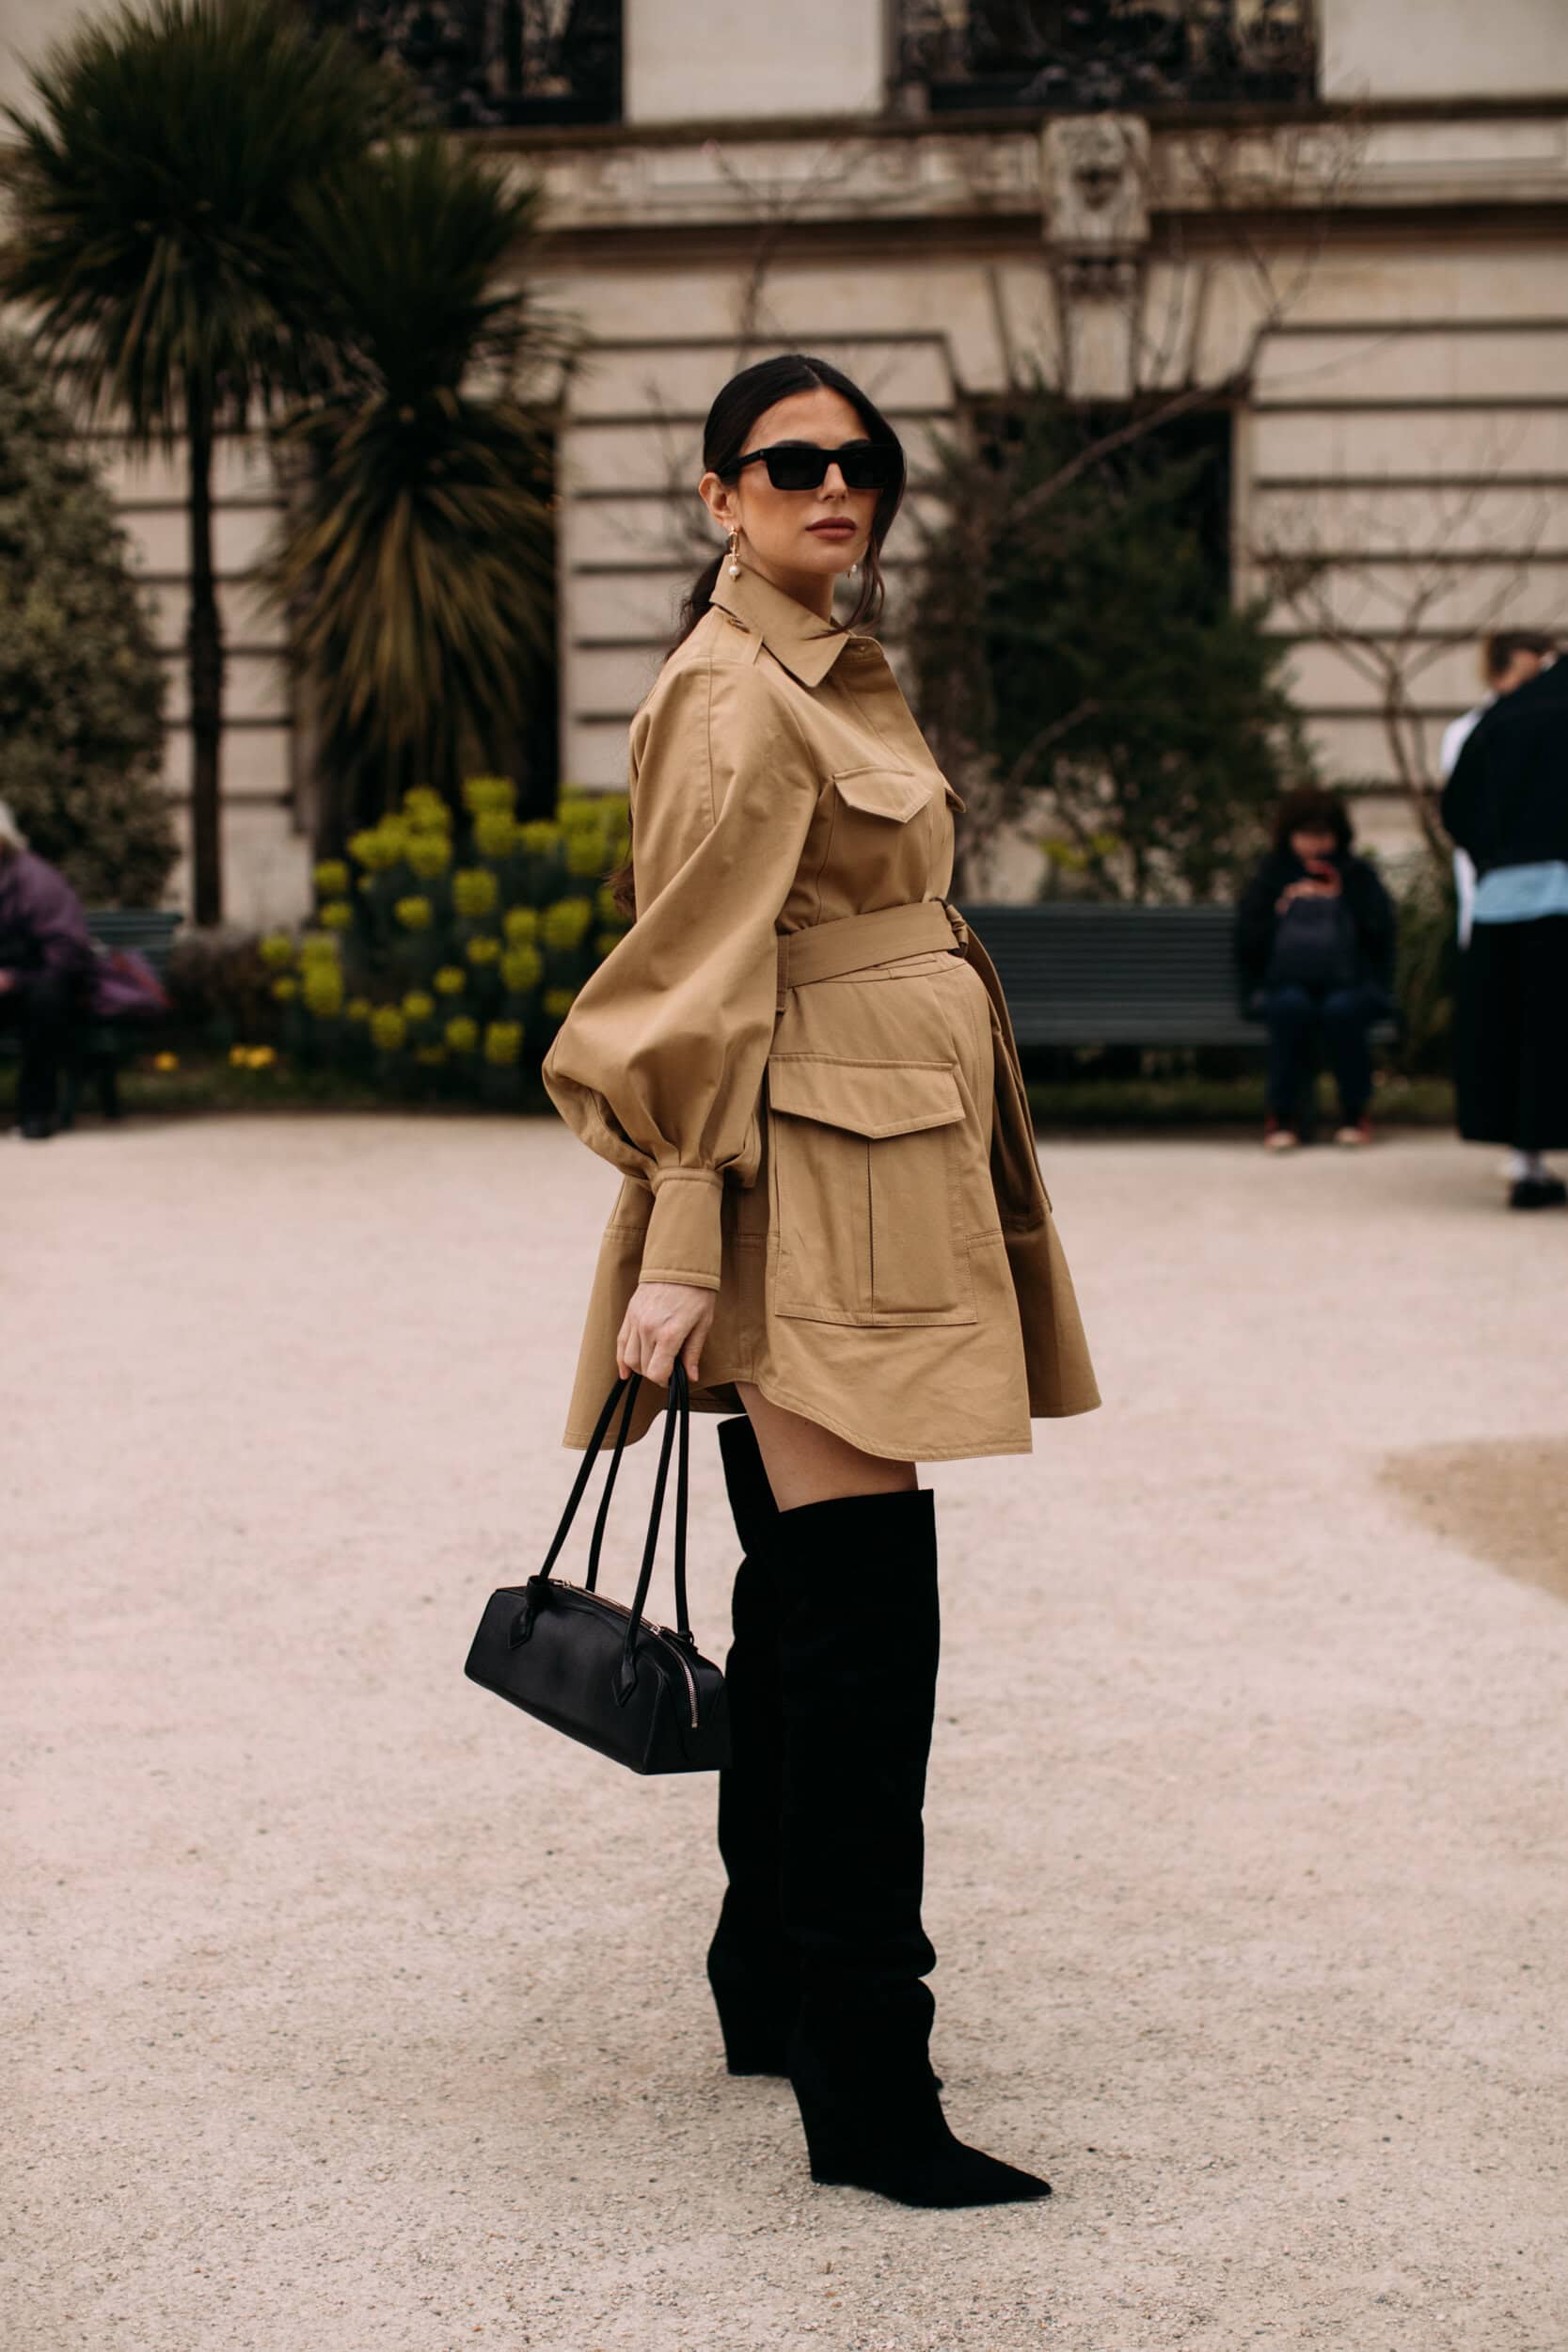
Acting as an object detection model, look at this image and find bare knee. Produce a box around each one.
[733,1382,917,1513]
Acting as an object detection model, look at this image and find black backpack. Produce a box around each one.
[1264,893,1357,991]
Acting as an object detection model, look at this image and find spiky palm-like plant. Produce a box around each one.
[271,135,563,842]
[0,0,398,923]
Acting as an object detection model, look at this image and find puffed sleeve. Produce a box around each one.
[541,653,819,1291]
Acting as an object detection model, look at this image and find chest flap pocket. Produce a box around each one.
[831,767,932,824]
[766,1055,976,1328]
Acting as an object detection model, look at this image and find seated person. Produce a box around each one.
[0,799,94,1141]
[1235,788,1397,1151]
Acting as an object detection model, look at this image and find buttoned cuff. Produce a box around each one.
[641,1169,724,1291]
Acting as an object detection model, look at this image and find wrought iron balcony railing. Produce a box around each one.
[308,0,622,129]
[895,0,1318,113]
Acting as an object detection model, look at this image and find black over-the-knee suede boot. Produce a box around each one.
[775,1487,1051,2208]
[705,1415,799,2074]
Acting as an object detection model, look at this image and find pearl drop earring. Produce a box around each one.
[726,527,741,579]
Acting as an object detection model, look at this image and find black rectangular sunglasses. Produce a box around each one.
[730,439,902,493]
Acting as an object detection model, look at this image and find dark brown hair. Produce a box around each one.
[1483,629,1555,683]
[1272,786,1353,855]
[607,354,908,918]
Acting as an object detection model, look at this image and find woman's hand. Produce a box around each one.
[616,1280,716,1387]
[1275,874,1342,914]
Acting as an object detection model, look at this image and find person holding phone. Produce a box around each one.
[1235,787,1397,1151]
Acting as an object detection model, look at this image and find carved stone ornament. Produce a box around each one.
[1041,114,1150,295]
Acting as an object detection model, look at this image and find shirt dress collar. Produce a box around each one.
[709,564,863,690]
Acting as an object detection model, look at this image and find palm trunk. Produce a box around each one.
[187,389,225,926]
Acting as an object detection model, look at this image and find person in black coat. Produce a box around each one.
[1441,654,1568,1210]
[1235,787,1397,1150]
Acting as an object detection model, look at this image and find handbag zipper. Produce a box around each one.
[544,1582,702,1729]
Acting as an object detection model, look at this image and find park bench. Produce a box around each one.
[0,907,182,1127]
[957,901,1399,1054]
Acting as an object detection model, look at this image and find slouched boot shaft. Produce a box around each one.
[706,1416,797,2073]
[772,1487,1051,2207]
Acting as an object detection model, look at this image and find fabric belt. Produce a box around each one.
[776,900,967,1002]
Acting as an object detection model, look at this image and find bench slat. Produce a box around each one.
[957,902,1398,1052]
[87,910,182,974]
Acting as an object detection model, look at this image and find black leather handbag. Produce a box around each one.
[464,1363,731,1775]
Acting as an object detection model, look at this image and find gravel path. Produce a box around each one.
[6,1116,1566,2352]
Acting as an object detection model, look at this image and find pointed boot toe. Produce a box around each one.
[809,2128,1052,2208]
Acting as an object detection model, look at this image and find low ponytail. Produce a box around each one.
[674,549,725,649]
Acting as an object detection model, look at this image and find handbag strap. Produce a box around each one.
[619,1361,690,1654]
[534,1372,638,1582]
[532,1363,691,1650]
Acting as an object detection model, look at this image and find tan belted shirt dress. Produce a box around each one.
[542,565,1099,1460]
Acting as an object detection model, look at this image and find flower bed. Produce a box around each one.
[258,780,629,1104]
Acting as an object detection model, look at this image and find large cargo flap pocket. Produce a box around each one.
[768,1056,963,1139]
[831,768,931,824]
[768,1057,974,1327]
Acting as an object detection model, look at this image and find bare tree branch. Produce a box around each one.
[1254,466,1550,867]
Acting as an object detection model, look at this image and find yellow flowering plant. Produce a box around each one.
[275,778,627,1101]
[463,775,517,817]
[302,966,345,1018]
[473,811,519,861]
[451,867,499,920]
[541,897,593,951]
[403,787,451,832]
[405,832,452,880]
[501,944,543,995]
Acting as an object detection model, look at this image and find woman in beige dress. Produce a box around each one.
[543,353,1098,2208]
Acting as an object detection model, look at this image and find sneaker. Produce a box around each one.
[1263,1118,1300,1152]
[19,1113,55,1141]
[1510,1176,1567,1211]
[1334,1119,1372,1147]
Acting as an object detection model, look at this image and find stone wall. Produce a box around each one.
[0,0,1563,916]
[531,109,1568,879]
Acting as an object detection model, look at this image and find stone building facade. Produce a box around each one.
[1,0,1564,919]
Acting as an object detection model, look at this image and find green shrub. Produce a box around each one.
[0,334,174,905]
[1390,856,1461,1077]
[161,927,289,1053]
[261,779,630,1103]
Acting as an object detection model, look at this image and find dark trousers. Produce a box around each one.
[1262,983,1382,1124]
[0,970,72,1120]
